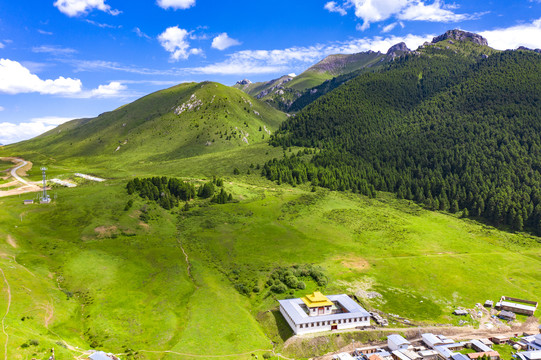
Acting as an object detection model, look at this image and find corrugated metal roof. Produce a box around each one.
[422,333,443,348]
[388,334,410,346]
[279,294,370,325]
[392,350,411,360]
[471,340,492,353]
[89,352,112,360]
[500,301,536,312]
[451,354,470,360]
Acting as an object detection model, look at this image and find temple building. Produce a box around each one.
[279,291,371,335]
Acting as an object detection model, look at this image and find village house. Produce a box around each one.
[279,291,371,335]
[388,335,411,351]
[516,351,541,360]
[495,296,538,316]
[527,334,541,351]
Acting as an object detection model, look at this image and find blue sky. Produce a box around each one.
[1,0,540,144]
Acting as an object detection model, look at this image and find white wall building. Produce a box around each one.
[388,334,411,351]
[278,292,371,335]
[528,335,541,351]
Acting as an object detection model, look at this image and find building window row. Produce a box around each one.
[299,316,368,329]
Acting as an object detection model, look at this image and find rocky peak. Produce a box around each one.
[386,42,411,58]
[432,29,488,46]
[236,79,252,86]
[387,42,411,55]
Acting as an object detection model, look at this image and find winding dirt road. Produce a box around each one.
[0,158,42,198]
[10,160,30,185]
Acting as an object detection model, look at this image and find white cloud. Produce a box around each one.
[329,0,480,30]
[324,1,348,16]
[382,22,399,32]
[398,0,481,22]
[0,117,78,145]
[85,19,120,28]
[0,106,4,111]
[134,27,151,39]
[37,29,54,35]
[89,81,127,97]
[0,59,82,95]
[480,18,541,50]
[53,0,120,17]
[32,45,77,55]
[0,42,4,49]
[0,59,131,98]
[158,26,203,61]
[157,0,195,10]
[192,33,433,75]
[211,33,241,51]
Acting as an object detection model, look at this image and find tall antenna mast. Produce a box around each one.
[40,167,51,203]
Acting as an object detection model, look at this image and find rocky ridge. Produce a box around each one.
[432,29,488,46]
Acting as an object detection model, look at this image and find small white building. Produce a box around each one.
[423,334,447,349]
[516,351,541,360]
[278,292,371,335]
[528,335,541,351]
[388,334,411,351]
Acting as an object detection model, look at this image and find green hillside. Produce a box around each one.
[1,30,541,360]
[286,50,385,91]
[233,51,388,111]
[7,81,286,166]
[268,32,541,234]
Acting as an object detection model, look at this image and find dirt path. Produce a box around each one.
[0,268,11,360]
[176,237,197,286]
[135,348,273,358]
[5,236,16,249]
[0,158,42,198]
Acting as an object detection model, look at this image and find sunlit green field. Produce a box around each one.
[0,145,539,359]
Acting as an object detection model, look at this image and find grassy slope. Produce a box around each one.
[0,153,539,358]
[286,52,386,92]
[5,82,286,168]
[233,52,387,112]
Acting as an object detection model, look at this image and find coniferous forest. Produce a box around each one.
[266,47,541,233]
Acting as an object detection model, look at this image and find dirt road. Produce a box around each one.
[0,158,42,198]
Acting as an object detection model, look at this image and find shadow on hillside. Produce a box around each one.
[271,309,294,342]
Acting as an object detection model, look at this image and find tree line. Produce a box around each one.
[126,176,232,209]
[266,49,541,234]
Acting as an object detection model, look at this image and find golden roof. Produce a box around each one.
[301,291,334,308]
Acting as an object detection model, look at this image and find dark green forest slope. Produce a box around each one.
[266,35,541,233]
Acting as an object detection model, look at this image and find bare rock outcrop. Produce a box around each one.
[432,29,488,46]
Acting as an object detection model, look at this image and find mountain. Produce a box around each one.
[266,30,541,233]
[8,81,286,163]
[234,49,391,111]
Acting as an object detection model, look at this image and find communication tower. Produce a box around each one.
[40,167,51,204]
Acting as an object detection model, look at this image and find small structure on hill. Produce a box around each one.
[498,310,516,321]
[484,300,493,308]
[278,291,371,335]
[495,296,538,316]
[88,351,120,360]
[453,309,468,316]
[23,199,34,205]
